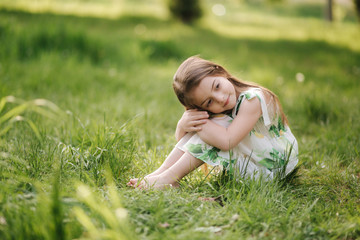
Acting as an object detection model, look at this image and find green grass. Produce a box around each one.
[0,0,360,239]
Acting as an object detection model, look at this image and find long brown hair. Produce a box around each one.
[173,56,288,124]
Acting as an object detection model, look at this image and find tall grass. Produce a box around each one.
[0,1,359,239]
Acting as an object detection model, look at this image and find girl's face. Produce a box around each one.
[190,76,238,114]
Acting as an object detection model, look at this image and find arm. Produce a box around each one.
[175,121,187,142]
[175,109,209,141]
[197,97,262,151]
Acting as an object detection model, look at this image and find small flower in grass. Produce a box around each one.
[158,222,170,228]
[315,161,326,168]
[115,208,128,221]
[195,226,222,233]
[77,185,91,199]
[14,115,24,121]
[6,96,16,102]
[198,196,217,202]
[212,4,226,16]
[0,216,7,225]
[0,152,10,158]
[296,72,305,83]
[231,214,239,222]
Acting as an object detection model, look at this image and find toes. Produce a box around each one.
[127,178,139,188]
[129,178,138,183]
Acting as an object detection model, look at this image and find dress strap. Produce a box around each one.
[232,88,271,126]
[257,90,271,126]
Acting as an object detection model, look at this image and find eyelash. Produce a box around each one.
[207,82,220,107]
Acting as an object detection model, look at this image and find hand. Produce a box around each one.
[178,109,209,133]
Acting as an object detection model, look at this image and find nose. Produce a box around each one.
[213,92,224,103]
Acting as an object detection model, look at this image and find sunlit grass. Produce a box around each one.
[0,0,359,239]
[0,0,167,19]
[1,0,359,52]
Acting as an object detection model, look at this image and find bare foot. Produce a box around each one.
[127,174,162,188]
[127,178,139,188]
[137,175,179,190]
[127,171,167,188]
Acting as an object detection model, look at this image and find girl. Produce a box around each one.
[127,56,298,189]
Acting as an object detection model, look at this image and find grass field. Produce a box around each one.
[0,0,360,239]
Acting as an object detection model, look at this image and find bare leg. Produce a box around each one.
[147,147,185,177]
[137,151,204,189]
[127,147,185,187]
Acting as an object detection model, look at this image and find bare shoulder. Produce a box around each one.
[261,89,273,103]
[238,93,262,115]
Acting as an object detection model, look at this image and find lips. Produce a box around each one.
[224,96,229,107]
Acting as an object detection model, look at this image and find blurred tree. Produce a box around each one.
[246,0,335,22]
[325,0,333,21]
[168,0,202,24]
[354,0,360,21]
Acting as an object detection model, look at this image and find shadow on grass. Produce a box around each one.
[1,8,359,74]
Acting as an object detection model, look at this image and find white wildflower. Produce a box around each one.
[14,116,24,121]
[115,208,128,220]
[296,72,305,82]
[0,216,7,225]
[77,185,91,199]
[212,4,226,16]
[6,96,16,102]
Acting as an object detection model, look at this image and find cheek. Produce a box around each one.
[210,105,223,113]
[229,96,237,108]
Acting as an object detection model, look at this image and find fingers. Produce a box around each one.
[193,119,208,126]
[186,126,202,132]
[186,109,208,115]
[189,110,209,115]
[184,121,207,132]
[188,121,209,132]
[179,109,209,133]
[186,111,209,120]
[181,117,209,132]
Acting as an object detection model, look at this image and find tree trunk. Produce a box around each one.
[354,0,360,21]
[325,0,333,21]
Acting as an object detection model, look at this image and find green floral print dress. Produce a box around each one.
[175,88,298,179]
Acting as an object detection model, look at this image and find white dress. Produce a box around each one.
[175,88,298,179]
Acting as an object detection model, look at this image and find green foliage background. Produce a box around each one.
[0,0,359,239]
